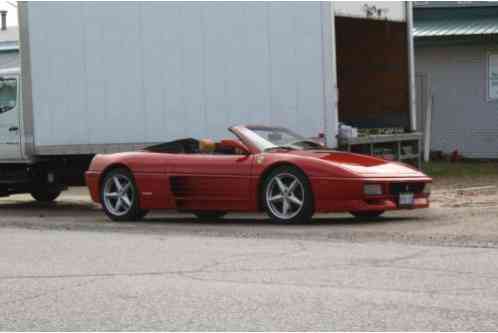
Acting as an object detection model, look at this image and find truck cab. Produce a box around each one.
[0,67,23,162]
[0,67,67,201]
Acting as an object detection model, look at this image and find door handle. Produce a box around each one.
[8,126,18,132]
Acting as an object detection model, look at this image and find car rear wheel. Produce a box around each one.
[262,166,314,224]
[100,168,143,221]
[193,211,226,220]
[350,211,385,219]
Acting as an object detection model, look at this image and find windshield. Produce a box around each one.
[239,126,324,152]
[0,77,17,114]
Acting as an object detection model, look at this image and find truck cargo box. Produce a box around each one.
[19,2,336,156]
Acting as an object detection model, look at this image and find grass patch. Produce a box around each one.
[422,160,498,179]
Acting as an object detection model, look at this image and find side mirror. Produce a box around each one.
[219,139,250,155]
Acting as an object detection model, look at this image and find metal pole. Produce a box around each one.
[329,4,339,148]
[406,2,417,132]
[320,2,339,148]
[424,92,433,162]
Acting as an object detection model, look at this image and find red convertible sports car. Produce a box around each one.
[86,125,431,223]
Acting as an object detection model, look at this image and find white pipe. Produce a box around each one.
[406,1,417,132]
[320,2,339,148]
[424,88,433,162]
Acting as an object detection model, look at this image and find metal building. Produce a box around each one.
[414,2,498,159]
[0,10,19,70]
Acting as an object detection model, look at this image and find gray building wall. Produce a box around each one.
[415,43,498,158]
[0,51,19,70]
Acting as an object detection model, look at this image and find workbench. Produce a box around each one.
[338,132,423,169]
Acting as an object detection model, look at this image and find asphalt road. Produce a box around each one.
[0,188,498,330]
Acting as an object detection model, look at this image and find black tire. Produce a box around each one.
[350,211,385,219]
[30,188,61,202]
[100,168,143,222]
[193,211,227,220]
[262,165,314,224]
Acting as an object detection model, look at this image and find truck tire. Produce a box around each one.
[30,188,61,202]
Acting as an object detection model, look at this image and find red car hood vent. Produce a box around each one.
[291,150,424,177]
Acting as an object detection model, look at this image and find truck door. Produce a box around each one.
[0,74,22,160]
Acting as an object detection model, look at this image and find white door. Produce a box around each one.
[0,74,22,160]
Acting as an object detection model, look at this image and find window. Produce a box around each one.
[488,53,498,101]
[0,77,17,114]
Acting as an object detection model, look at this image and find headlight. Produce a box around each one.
[364,184,383,196]
[423,183,432,194]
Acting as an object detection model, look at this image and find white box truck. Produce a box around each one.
[0,1,415,201]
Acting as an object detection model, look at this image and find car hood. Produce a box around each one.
[288,150,427,178]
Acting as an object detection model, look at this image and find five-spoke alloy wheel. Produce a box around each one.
[100,168,144,221]
[263,166,314,223]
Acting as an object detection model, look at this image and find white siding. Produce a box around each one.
[25,2,327,148]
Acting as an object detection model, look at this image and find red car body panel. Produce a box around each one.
[86,126,431,214]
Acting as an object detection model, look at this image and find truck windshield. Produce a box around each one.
[0,77,17,114]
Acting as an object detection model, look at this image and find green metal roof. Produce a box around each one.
[414,6,498,38]
[414,17,498,37]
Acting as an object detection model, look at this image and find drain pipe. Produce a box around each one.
[406,2,417,132]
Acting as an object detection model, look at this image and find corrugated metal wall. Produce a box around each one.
[415,43,498,158]
[0,52,19,70]
[26,2,326,148]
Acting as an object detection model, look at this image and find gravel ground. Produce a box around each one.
[431,176,498,209]
[0,186,497,248]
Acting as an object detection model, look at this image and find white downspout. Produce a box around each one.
[406,1,417,131]
[321,2,339,148]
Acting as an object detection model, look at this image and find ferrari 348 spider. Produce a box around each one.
[85,125,432,223]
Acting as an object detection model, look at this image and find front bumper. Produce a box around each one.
[347,195,430,212]
[312,177,431,213]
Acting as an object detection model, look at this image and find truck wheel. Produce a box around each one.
[262,166,314,224]
[193,211,226,220]
[350,211,385,219]
[100,168,142,221]
[30,188,61,202]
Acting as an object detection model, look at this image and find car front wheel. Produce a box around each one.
[262,166,314,224]
[100,168,143,221]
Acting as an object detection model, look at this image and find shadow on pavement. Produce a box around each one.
[0,197,423,227]
[141,214,420,227]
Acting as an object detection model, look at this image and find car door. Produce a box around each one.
[170,153,253,211]
[0,73,22,160]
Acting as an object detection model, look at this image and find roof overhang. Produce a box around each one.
[0,41,18,52]
[414,6,498,42]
